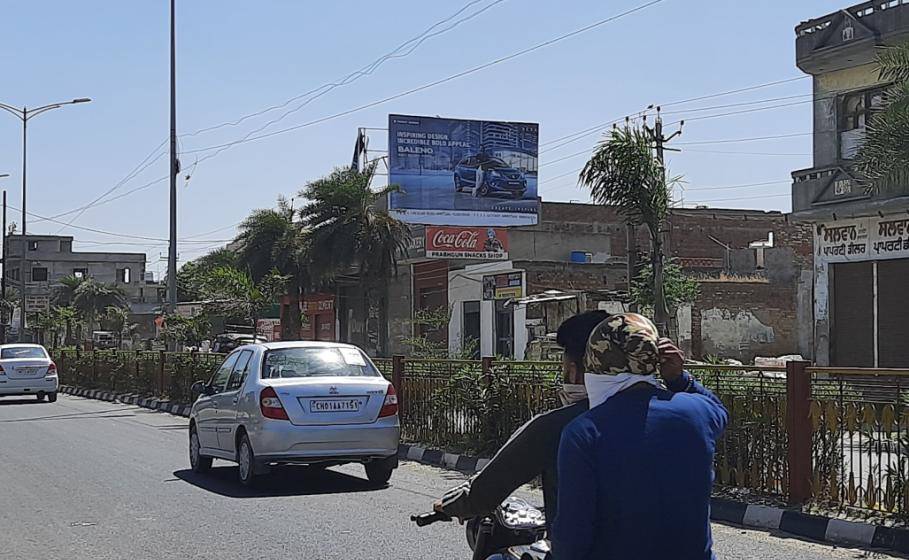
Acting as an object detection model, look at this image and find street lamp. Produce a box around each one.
[0,98,91,341]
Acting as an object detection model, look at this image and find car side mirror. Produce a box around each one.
[191,381,213,396]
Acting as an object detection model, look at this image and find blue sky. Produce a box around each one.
[0,0,846,274]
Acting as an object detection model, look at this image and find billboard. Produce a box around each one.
[388,114,539,226]
[426,226,508,260]
[482,271,524,300]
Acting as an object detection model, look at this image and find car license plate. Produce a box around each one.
[20,367,40,376]
[311,398,360,413]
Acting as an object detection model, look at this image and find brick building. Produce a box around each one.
[382,201,813,361]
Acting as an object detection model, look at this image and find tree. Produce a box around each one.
[53,274,85,306]
[176,248,238,302]
[298,163,409,353]
[630,259,699,318]
[55,306,80,346]
[235,196,308,340]
[198,266,288,328]
[856,41,909,193]
[580,126,680,334]
[32,310,61,348]
[102,305,136,349]
[159,313,211,348]
[72,279,127,339]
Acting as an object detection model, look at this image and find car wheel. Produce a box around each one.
[454,176,462,192]
[237,432,257,486]
[189,425,212,473]
[47,392,57,403]
[478,184,490,197]
[365,456,396,485]
[36,393,45,402]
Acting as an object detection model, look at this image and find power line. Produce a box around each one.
[675,132,810,146]
[684,193,790,204]
[180,0,502,140]
[684,179,790,192]
[680,148,810,156]
[39,0,505,229]
[179,0,666,157]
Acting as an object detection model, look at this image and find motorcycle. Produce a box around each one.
[412,497,550,560]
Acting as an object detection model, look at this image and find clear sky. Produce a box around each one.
[0,0,848,275]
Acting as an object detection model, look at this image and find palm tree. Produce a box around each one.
[235,196,308,340]
[55,306,80,346]
[53,274,85,306]
[72,279,127,341]
[856,41,909,193]
[298,163,409,352]
[580,126,680,334]
[102,305,134,349]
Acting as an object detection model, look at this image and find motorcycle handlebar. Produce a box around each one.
[411,511,452,527]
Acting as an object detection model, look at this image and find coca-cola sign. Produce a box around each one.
[425,227,508,260]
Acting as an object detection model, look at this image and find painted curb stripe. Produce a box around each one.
[406,446,426,461]
[779,511,830,541]
[422,449,443,466]
[455,455,479,472]
[710,498,747,524]
[442,453,460,469]
[825,518,876,545]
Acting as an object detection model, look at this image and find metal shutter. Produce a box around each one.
[877,258,909,368]
[831,261,874,367]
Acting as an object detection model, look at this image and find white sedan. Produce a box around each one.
[188,341,400,486]
[0,344,59,402]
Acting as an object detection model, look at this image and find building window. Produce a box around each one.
[462,301,481,359]
[31,267,48,282]
[73,268,88,279]
[840,87,886,160]
[117,268,131,284]
[59,239,72,253]
[28,240,38,251]
[7,268,19,281]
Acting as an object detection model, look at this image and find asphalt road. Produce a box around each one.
[0,394,898,560]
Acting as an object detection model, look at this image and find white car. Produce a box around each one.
[188,341,400,486]
[0,344,59,402]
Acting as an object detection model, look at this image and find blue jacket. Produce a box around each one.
[551,372,728,560]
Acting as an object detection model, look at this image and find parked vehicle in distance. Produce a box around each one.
[211,333,267,354]
[453,155,528,199]
[188,341,400,486]
[92,331,117,349]
[0,344,59,402]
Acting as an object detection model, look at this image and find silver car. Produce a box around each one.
[188,341,400,486]
[0,344,59,402]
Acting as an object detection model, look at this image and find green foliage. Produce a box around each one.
[176,248,238,302]
[631,259,699,314]
[72,279,127,337]
[158,313,212,347]
[401,307,478,359]
[856,41,909,194]
[53,274,85,306]
[198,266,288,326]
[580,127,678,236]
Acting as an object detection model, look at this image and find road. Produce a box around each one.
[0,395,896,560]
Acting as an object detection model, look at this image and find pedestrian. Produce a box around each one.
[551,313,728,560]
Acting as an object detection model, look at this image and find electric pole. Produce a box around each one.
[1,189,6,344]
[167,0,179,348]
[643,106,683,336]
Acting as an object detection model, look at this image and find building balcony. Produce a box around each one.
[796,1,909,75]
[791,165,909,220]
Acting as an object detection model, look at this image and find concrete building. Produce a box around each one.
[383,202,813,362]
[791,1,909,366]
[4,234,162,318]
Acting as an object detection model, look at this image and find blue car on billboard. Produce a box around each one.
[453,155,527,199]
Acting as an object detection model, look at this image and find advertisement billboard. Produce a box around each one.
[426,226,508,260]
[388,114,539,226]
[482,271,524,300]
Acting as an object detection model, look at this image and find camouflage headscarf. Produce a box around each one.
[584,313,660,376]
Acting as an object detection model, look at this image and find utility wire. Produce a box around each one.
[179,0,667,156]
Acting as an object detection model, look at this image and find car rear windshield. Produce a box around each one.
[262,347,380,379]
[1,347,47,359]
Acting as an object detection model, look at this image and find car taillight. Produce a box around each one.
[260,386,289,420]
[46,362,57,377]
[379,384,398,418]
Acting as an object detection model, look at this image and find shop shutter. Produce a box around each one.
[831,261,874,367]
[877,258,909,368]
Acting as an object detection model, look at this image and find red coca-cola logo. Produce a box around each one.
[431,230,479,251]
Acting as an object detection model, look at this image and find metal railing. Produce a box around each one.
[51,350,909,520]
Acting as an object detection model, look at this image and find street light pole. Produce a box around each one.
[0,98,91,342]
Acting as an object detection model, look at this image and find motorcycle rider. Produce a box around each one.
[434,310,609,524]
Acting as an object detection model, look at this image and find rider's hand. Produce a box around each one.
[433,499,464,524]
[657,337,685,383]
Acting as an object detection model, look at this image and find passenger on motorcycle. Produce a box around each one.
[551,313,729,560]
[434,311,610,524]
